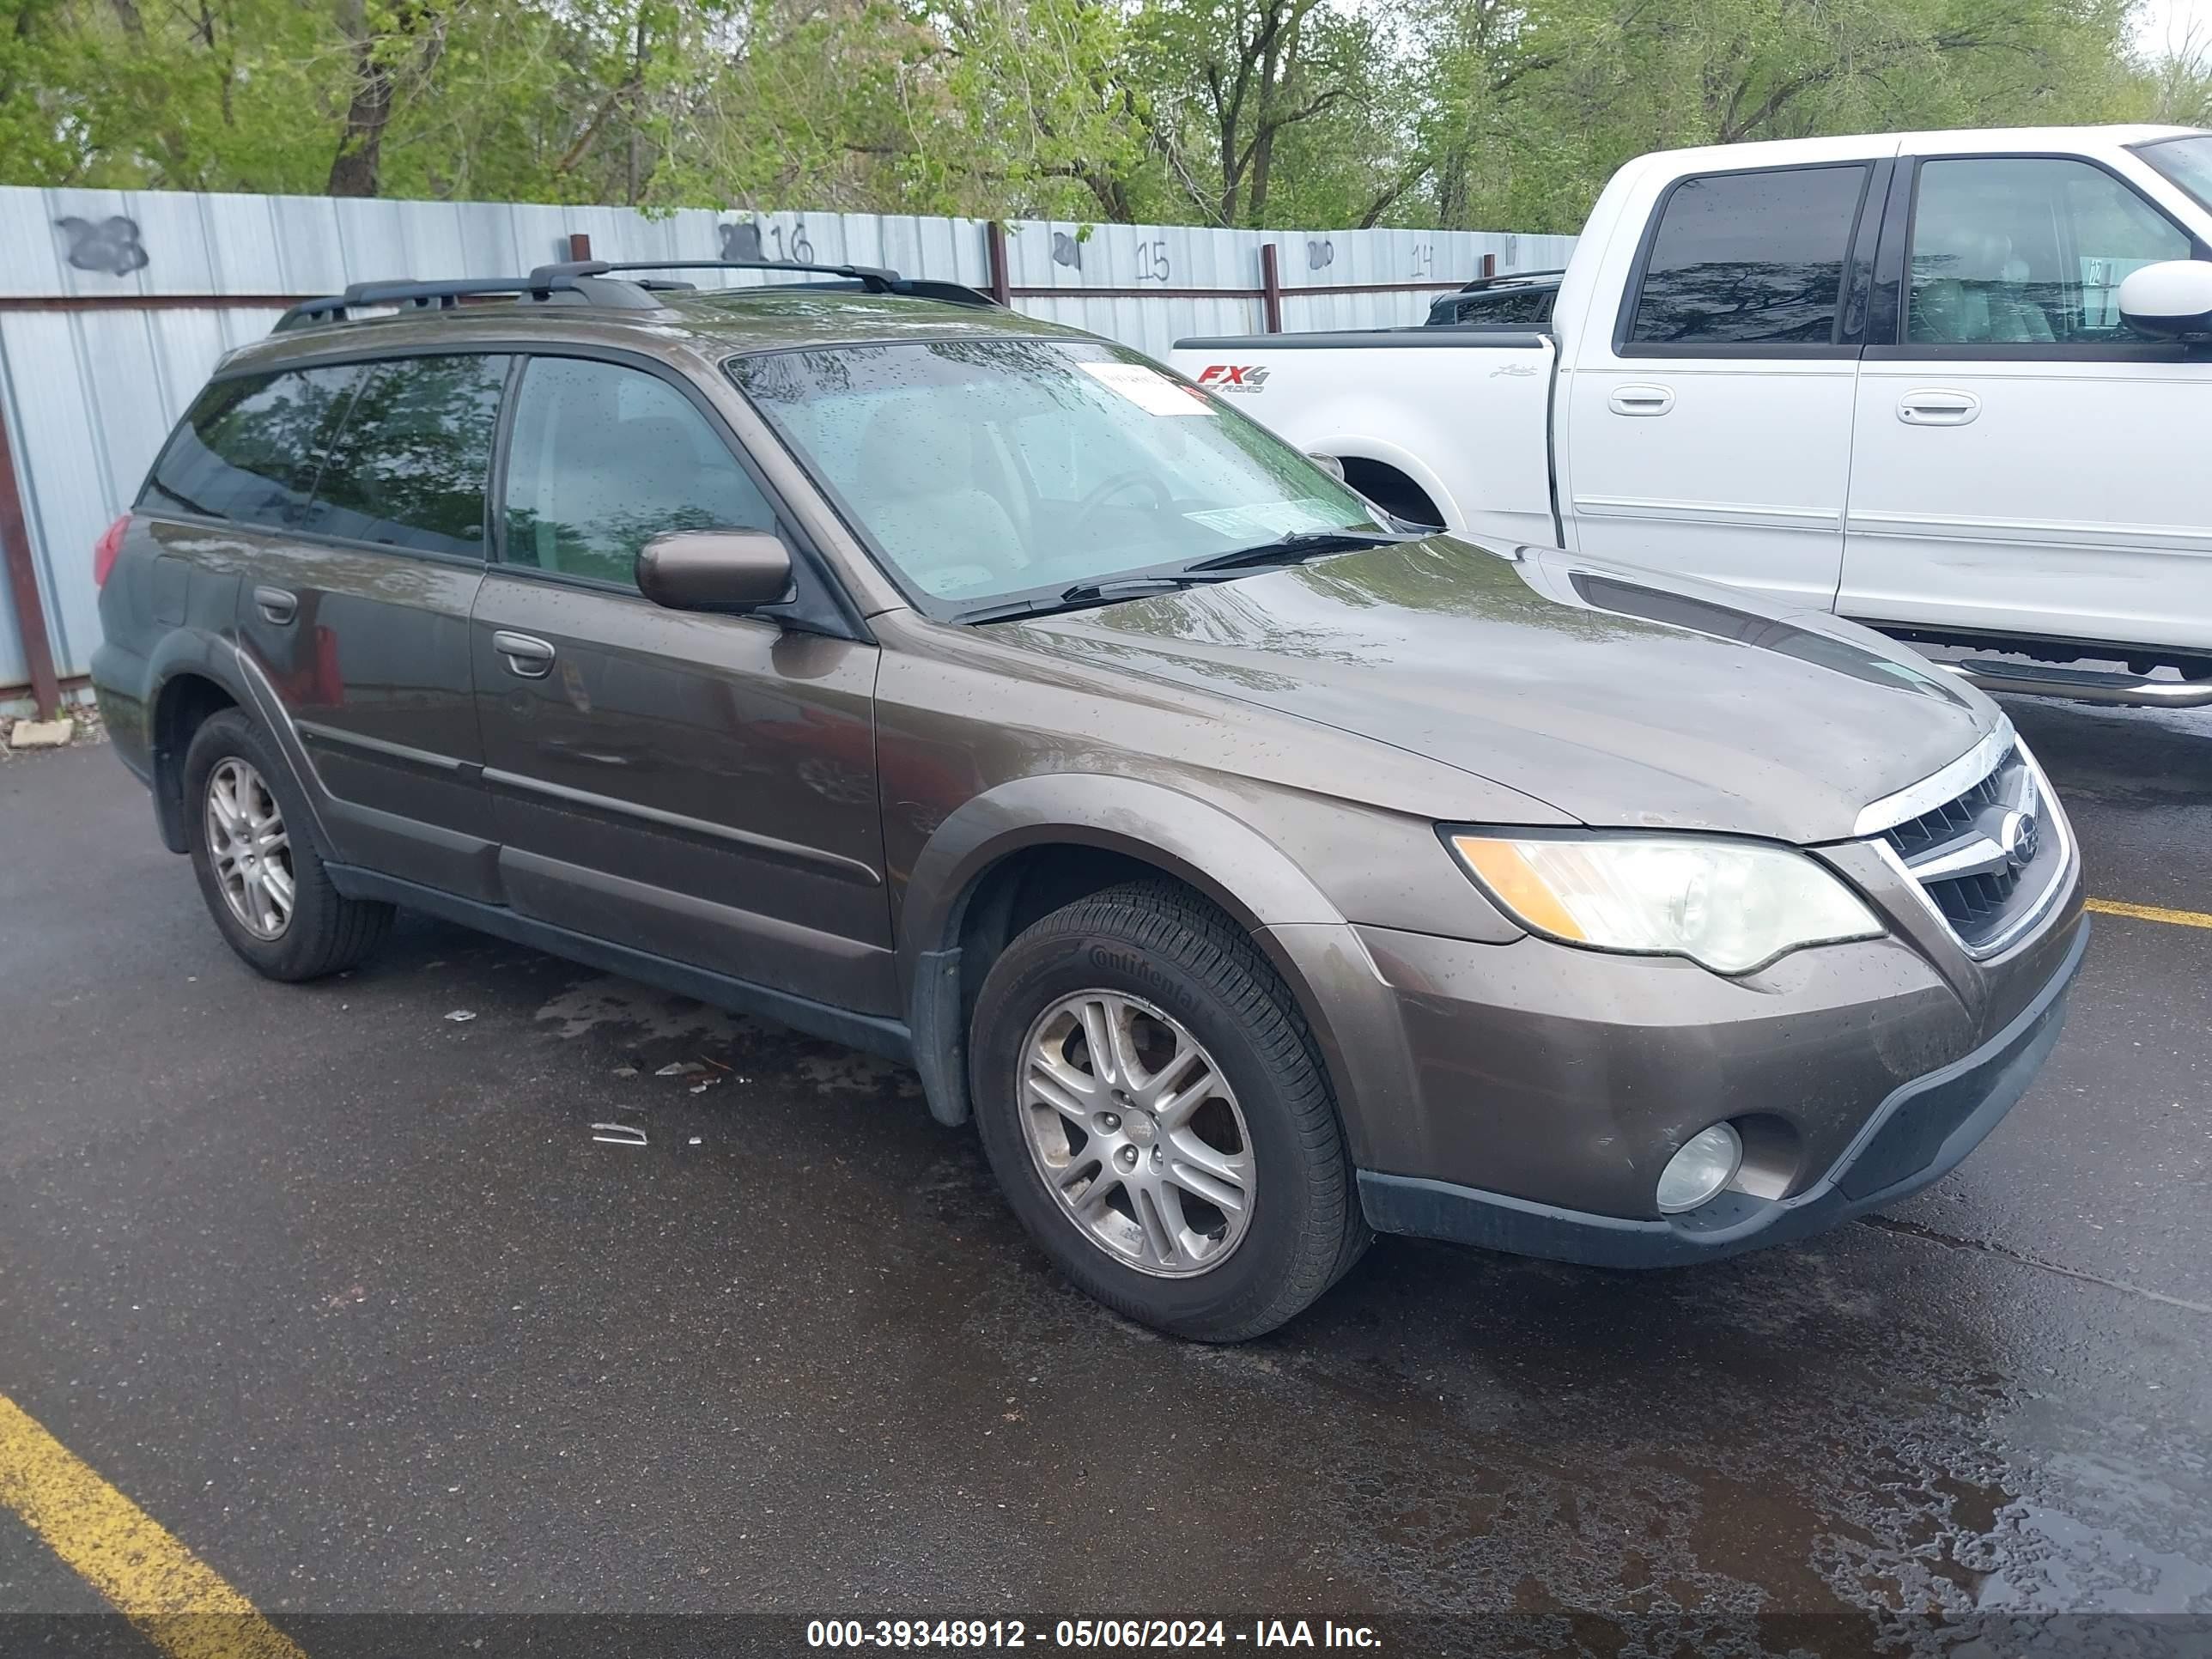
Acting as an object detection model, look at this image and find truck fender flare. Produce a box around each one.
[1302,434,1462,530]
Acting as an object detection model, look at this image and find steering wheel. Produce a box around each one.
[1072,471,1173,538]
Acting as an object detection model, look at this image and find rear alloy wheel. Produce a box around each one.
[183,708,393,981]
[204,757,295,939]
[972,880,1367,1341]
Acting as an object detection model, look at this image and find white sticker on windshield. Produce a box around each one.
[1184,499,1346,538]
[1079,361,1211,416]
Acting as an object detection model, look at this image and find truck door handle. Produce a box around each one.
[252,586,297,625]
[1898,389,1981,426]
[1607,384,1674,416]
[492,630,556,678]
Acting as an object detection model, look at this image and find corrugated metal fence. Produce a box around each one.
[0,184,1574,704]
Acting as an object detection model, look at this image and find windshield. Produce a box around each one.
[726,338,1385,614]
[2135,134,2212,213]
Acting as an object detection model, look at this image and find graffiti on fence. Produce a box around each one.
[1306,239,1334,272]
[53,216,149,276]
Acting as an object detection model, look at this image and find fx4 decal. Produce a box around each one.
[1195,364,1271,391]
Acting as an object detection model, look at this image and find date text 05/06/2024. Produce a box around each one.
[805,1619,1384,1650]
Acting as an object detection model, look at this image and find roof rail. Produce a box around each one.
[272,267,669,332]
[273,256,1000,334]
[526,258,1000,309]
[1459,267,1567,294]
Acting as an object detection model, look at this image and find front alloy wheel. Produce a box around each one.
[204,757,294,939]
[970,880,1368,1341]
[1019,990,1255,1277]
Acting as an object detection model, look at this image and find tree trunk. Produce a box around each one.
[329,0,397,198]
[329,0,441,198]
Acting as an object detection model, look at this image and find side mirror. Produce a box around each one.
[1306,452,1347,483]
[2119,259,2212,343]
[636,531,794,612]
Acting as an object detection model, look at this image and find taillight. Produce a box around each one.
[93,514,129,587]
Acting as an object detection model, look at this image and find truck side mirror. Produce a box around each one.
[2118,259,2212,343]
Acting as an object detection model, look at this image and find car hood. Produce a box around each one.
[998,538,1994,844]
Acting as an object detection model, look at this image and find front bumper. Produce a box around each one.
[1354,915,2087,1267]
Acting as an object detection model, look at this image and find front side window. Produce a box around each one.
[727,339,1381,611]
[1627,165,1869,348]
[501,356,778,589]
[142,365,367,528]
[304,354,507,556]
[1907,157,2190,346]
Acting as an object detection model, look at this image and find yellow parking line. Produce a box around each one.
[2087,896,2212,931]
[0,1392,306,1659]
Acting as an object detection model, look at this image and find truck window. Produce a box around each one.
[140,366,368,530]
[1626,165,1868,349]
[1906,157,2189,346]
[303,354,508,557]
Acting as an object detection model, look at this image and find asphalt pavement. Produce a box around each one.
[0,694,2207,1657]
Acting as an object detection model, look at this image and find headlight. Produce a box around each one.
[1447,831,1881,975]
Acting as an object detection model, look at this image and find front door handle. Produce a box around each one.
[1898,389,1981,426]
[492,630,556,678]
[1607,384,1675,416]
[252,586,297,625]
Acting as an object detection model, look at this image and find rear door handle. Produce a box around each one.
[493,630,556,678]
[1607,384,1675,416]
[1898,389,1981,426]
[252,586,297,625]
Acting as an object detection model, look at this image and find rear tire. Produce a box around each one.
[183,709,392,981]
[969,880,1367,1341]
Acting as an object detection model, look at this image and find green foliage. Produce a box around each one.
[0,0,2178,228]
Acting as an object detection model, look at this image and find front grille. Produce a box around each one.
[1878,744,2062,955]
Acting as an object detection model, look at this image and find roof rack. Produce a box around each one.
[273,257,998,333]
[528,258,1000,310]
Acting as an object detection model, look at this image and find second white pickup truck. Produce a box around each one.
[1169,125,2212,707]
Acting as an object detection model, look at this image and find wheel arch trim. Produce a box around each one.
[143,631,335,859]
[898,775,1413,1159]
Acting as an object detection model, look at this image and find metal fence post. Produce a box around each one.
[986,222,1012,307]
[0,382,61,720]
[568,232,593,261]
[1260,243,1283,333]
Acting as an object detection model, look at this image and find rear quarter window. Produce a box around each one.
[140,365,368,528]
[302,354,509,557]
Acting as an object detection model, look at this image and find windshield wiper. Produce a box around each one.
[953,574,1225,624]
[1183,528,1407,574]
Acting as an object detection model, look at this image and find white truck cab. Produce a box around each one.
[1170,125,2212,707]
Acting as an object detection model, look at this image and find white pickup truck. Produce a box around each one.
[1169,125,2212,708]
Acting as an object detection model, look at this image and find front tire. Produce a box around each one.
[182,709,392,981]
[969,881,1367,1341]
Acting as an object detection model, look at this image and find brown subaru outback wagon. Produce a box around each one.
[94,258,2087,1340]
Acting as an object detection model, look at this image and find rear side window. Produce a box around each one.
[500,356,778,589]
[141,366,367,528]
[1626,165,1869,349]
[304,354,508,556]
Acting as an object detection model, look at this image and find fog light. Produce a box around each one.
[1656,1123,1743,1214]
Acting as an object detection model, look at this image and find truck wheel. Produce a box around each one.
[969,881,1367,1341]
[182,709,393,981]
